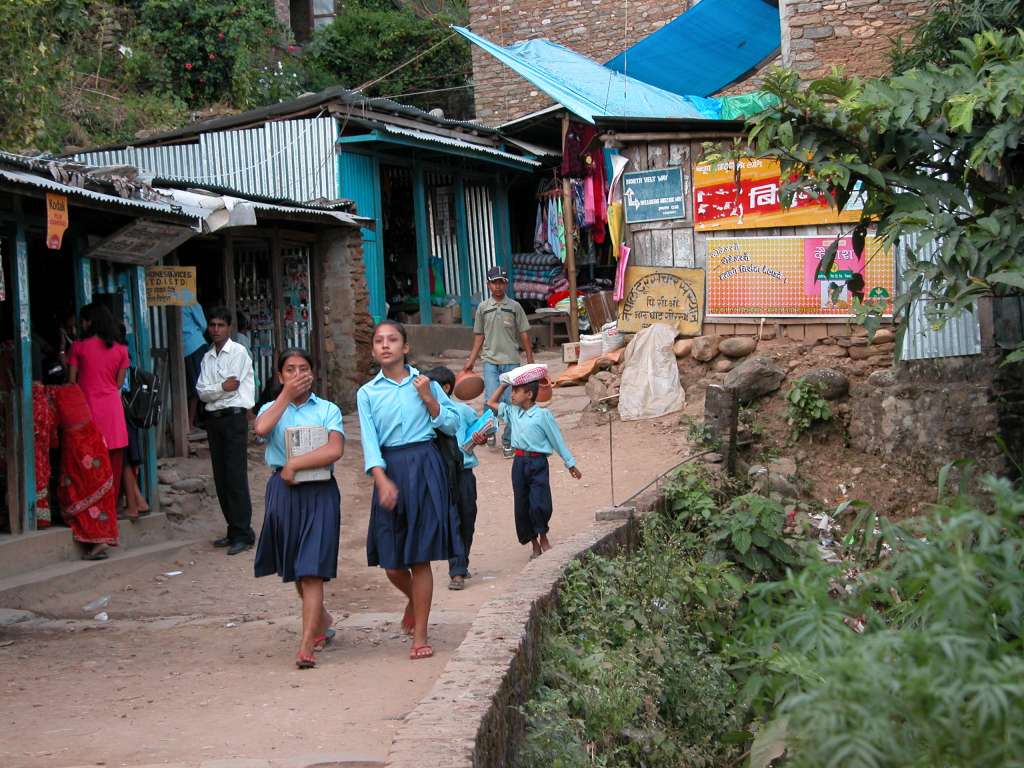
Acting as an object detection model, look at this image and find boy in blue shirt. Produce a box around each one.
[486,379,582,559]
[426,367,481,591]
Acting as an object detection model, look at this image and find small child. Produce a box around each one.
[486,378,581,558]
[425,366,481,591]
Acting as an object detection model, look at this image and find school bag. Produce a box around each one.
[122,367,162,429]
[434,432,461,504]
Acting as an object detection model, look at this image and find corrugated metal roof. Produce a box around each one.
[0,169,205,227]
[899,233,982,361]
[377,124,541,166]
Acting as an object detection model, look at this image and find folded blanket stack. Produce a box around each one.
[512,252,568,302]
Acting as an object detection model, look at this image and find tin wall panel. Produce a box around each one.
[426,172,459,296]
[465,183,495,303]
[899,233,982,361]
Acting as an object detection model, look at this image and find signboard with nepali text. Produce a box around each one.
[694,157,863,231]
[46,193,69,250]
[145,266,197,307]
[617,266,705,335]
[705,236,894,318]
[623,167,686,223]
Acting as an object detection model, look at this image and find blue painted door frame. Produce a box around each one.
[11,206,36,531]
[337,144,513,326]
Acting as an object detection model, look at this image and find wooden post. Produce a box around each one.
[164,250,189,457]
[223,235,237,325]
[271,230,285,352]
[130,265,159,512]
[453,175,473,325]
[561,114,579,342]
[12,202,36,531]
[412,159,433,325]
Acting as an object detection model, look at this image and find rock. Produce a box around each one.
[847,341,895,360]
[760,329,777,341]
[851,466,864,476]
[163,502,185,522]
[158,469,180,485]
[837,336,868,348]
[818,345,848,357]
[0,609,35,627]
[585,376,608,405]
[768,457,798,477]
[867,368,897,388]
[747,464,769,490]
[872,328,895,344]
[725,356,787,403]
[799,368,850,400]
[820,336,837,345]
[593,371,619,386]
[713,358,735,373]
[171,477,206,494]
[159,491,176,507]
[691,335,720,362]
[719,337,758,358]
[702,452,724,463]
[673,339,693,358]
[768,472,800,499]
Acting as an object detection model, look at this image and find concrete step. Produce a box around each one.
[0,535,192,610]
[0,511,173,581]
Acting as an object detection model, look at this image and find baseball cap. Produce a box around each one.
[486,266,509,282]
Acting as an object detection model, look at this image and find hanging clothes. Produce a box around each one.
[533,201,547,249]
[561,122,598,177]
[613,244,632,302]
[588,147,607,243]
[607,201,625,261]
[546,197,565,262]
[583,177,596,227]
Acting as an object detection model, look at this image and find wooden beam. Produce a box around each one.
[12,202,36,531]
[561,115,579,342]
[129,265,159,512]
[599,131,743,142]
[412,159,432,325]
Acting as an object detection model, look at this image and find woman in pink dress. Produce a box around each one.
[68,303,130,519]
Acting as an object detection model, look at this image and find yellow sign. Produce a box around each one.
[706,236,895,318]
[46,193,69,250]
[693,157,863,232]
[618,267,705,335]
[145,266,197,307]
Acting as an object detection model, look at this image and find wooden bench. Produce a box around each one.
[528,312,571,349]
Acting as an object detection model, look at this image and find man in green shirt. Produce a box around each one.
[463,266,534,458]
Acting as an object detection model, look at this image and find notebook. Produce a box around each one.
[284,425,332,483]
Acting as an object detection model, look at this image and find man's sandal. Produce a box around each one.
[409,644,433,660]
[313,627,336,652]
[295,652,316,669]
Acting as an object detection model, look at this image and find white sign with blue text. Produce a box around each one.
[623,166,685,224]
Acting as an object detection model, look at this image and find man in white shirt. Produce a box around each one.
[196,307,256,555]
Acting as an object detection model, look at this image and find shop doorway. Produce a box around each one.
[380,164,419,319]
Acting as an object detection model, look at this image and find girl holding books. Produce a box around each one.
[357,320,463,660]
[254,349,345,669]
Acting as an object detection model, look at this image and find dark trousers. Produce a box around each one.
[511,454,552,545]
[448,468,478,577]
[206,410,254,544]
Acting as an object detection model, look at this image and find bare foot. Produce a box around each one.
[539,534,552,553]
[317,608,334,637]
[401,601,415,635]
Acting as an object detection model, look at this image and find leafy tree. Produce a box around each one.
[306,0,472,117]
[890,0,1024,72]
[734,29,1024,349]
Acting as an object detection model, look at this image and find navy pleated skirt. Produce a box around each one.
[367,440,464,570]
[254,471,341,582]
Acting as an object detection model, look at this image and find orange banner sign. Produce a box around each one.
[694,157,863,232]
[46,193,69,250]
[706,236,895,318]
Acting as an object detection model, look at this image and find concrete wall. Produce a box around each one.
[318,228,373,410]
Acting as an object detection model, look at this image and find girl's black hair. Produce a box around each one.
[514,380,540,403]
[276,347,314,372]
[372,320,410,366]
[425,366,455,392]
[80,303,120,348]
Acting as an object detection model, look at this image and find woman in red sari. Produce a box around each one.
[53,384,118,559]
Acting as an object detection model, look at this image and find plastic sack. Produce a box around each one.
[618,323,685,421]
[601,322,624,354]
[500,363,549,386]
[579,333,604,364]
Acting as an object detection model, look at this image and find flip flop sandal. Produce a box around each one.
[448,578,465,591]
[82,550,109,561]
[295,652,316,669]
[313,627,336,652]
[529,552,542,561]
[409,644,433,660]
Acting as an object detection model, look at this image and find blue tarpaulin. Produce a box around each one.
[453,26,711,124]
[606,0,781,98]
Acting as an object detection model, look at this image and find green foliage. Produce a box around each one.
[732,30,1024,358]
[306,0,471,114]
[889,0,1024,73]
[784,379,832,440]
[662,464,718,528]
[129,0,286,107]
[708,493,802,577]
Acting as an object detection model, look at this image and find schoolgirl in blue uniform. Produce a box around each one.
[487,379,582,559]
[357,320,463,660]
[253,349,345,669]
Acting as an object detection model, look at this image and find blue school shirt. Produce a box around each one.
[453,402,480,471]
[182,302,208,356]
[357,366,459,473]
[497,402,577,469]
[257,393,345,469]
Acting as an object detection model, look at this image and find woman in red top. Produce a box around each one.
[68,303,130,521]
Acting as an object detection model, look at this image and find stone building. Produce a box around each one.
[468,0,932,125]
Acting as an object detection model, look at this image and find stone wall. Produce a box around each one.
[468,0,694,125]
[848,352,1024,479]
[318,228,373,410]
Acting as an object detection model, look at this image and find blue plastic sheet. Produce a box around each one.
[606,0,781,98]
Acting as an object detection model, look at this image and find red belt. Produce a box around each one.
[514,450,546,457]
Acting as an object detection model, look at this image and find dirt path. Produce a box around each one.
[0,355,690,768]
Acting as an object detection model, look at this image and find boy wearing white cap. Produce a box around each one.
[463,266,533,458]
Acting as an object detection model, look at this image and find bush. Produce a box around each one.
[784,379,832,441]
